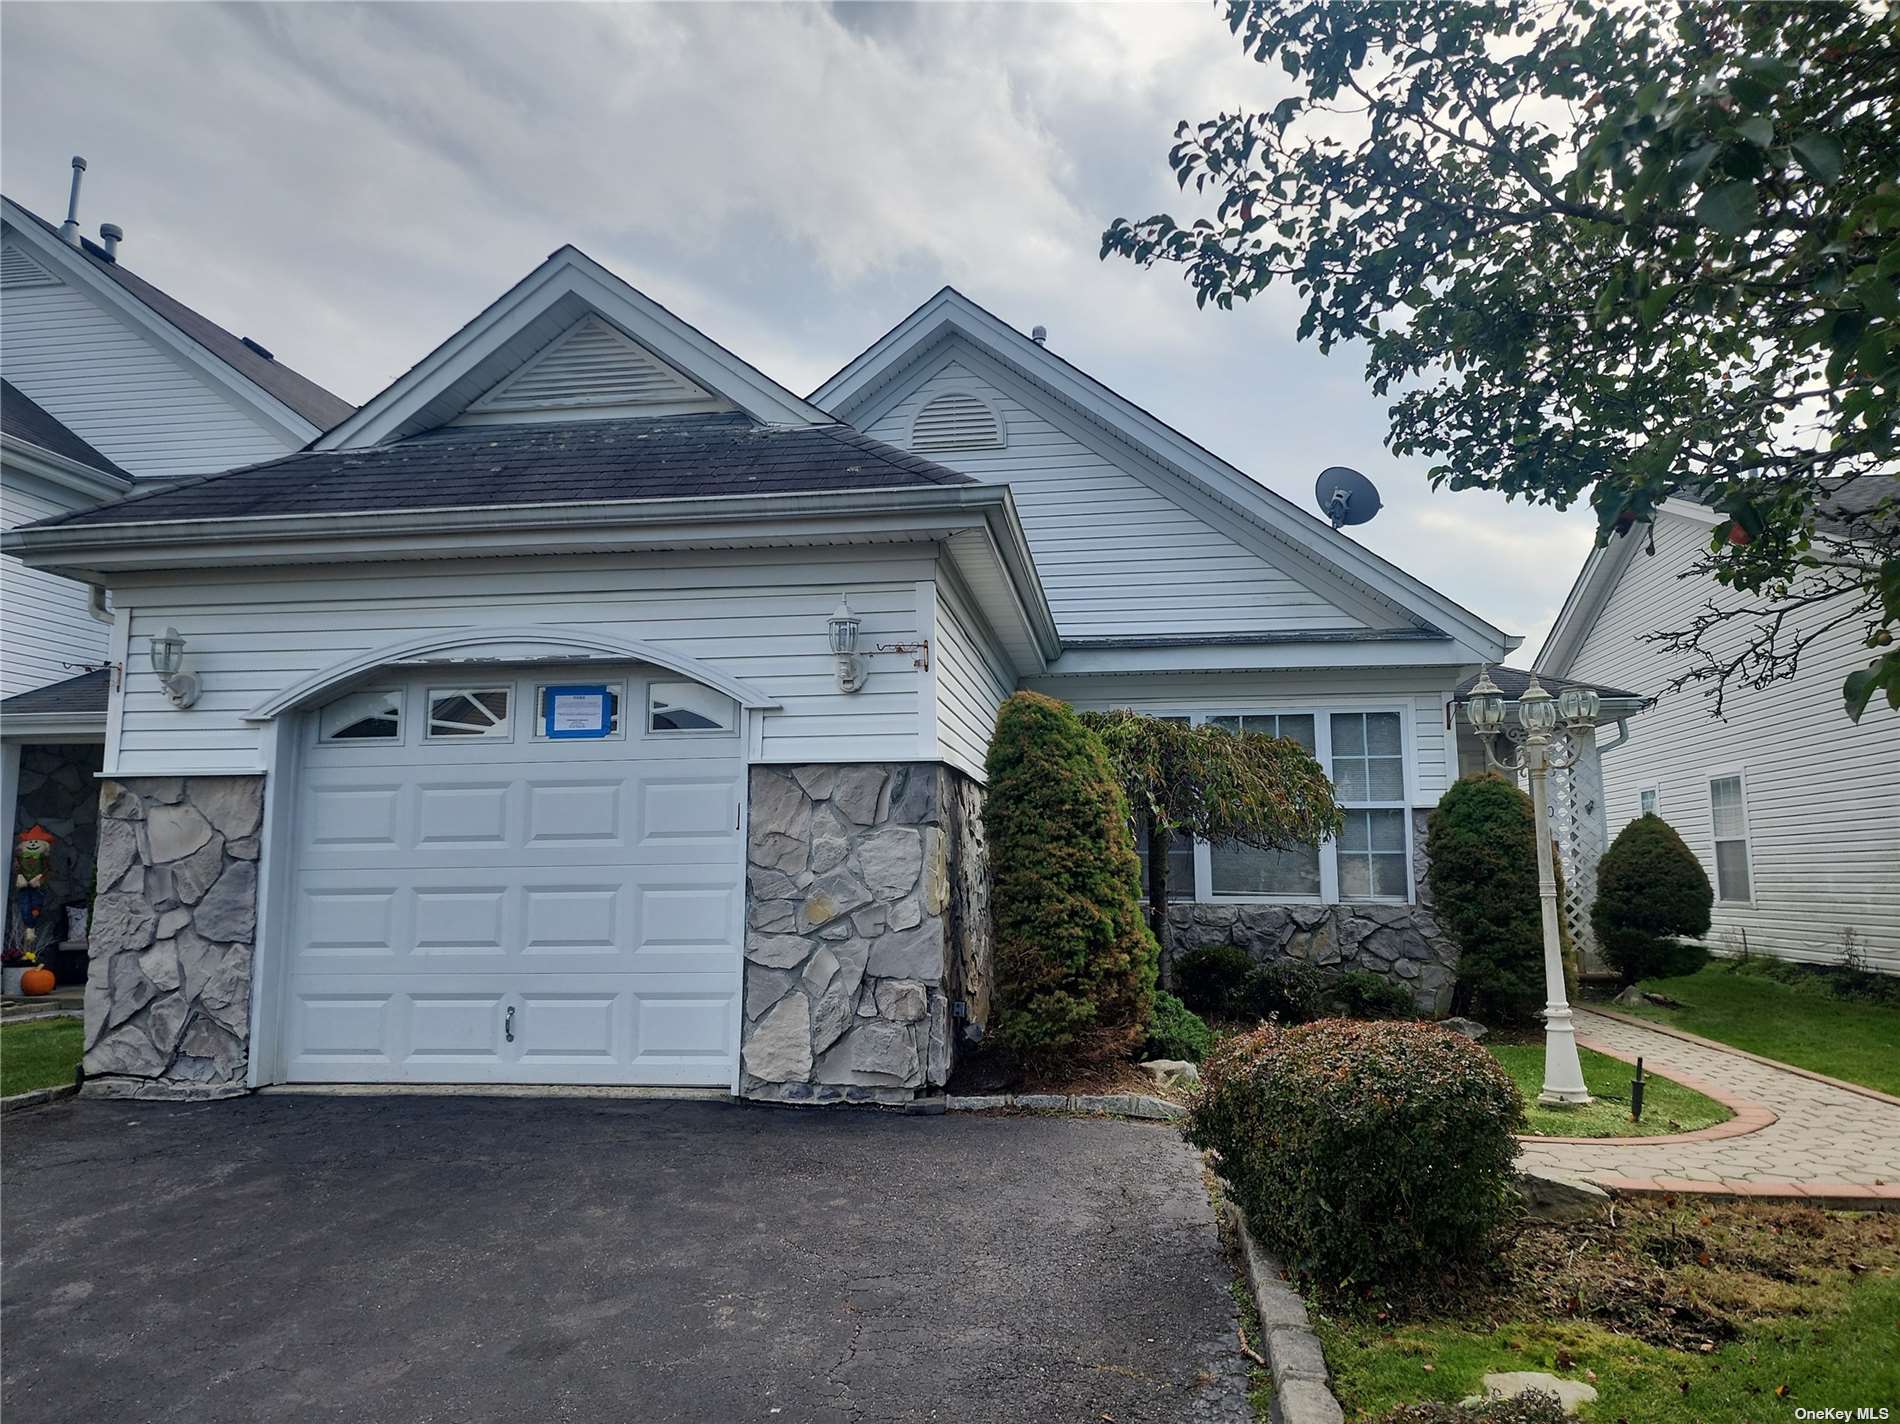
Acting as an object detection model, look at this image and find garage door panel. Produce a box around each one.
[283,666,743,1086]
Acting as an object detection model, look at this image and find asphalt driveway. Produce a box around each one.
[1,1093,1248,1423]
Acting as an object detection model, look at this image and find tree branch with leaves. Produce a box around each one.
[1103,0,1898,718]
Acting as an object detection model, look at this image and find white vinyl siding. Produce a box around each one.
[1564,507,1900,972]
[932,576,1012,782]
[105,546,935,775]
[0,235,294,479]
[863,354,1368,640]
[1,465,111,697]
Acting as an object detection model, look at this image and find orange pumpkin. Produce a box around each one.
[20,966,55,996]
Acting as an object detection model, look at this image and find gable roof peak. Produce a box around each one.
[317,244,831,450]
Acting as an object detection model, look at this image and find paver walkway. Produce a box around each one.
[1515,1007,1900,1204]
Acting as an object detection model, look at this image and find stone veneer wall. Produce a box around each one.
[1165,810,1458,1014]
[84,776,262,1100]
[741,763,989,1106]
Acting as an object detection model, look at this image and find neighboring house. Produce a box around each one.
[10,247,1619,1104]
[1536,493,1900,975]
[0,171,353,976]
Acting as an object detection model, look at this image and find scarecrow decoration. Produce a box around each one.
[11,824,57,954]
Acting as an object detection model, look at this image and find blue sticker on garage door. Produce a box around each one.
[543,685,611,739]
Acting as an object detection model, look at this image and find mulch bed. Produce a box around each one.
[1361,1198,1900,1352]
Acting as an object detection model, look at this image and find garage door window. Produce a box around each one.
[532,683,622,739]
[427,687,512,740]
[649,682,736,733]
[319,689,403,742]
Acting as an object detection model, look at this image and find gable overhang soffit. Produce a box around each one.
[815,293,1516,664]
[317,247,833,449]
[1,482,1062,675]
[0,200,324,446]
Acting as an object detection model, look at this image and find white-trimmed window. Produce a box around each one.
[319,689,402,743]
[1708,773,1752,903]
[1638,785,1660,817]
[648,681,736,733]
[531,683,623,740]
[1128,706,1415,907]
[1209,714,1322,897]
[427,687,512,740]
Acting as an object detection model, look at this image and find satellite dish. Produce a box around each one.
[1316,466,1382,530]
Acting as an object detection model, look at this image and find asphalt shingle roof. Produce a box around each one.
[1,381,127,477]
[7,202,355,432]
[0,667,109,717]
[30,412,976,529]
[1452,665,1643,703]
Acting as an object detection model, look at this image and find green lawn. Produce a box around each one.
[0,1018,83,1097]
[1320,1271,1900,1424]
[1485,1041,1732,1138]
[1616,965,1900,1096]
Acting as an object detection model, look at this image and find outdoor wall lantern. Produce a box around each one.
[1464,667,1599,1106]
[828,593,929,694]
[149,626,201,709]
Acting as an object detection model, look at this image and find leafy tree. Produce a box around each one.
[1103,2,1899,719]
[1592,813,1714,984]
[984,692,1158,1069]
[1079,709,1341,981]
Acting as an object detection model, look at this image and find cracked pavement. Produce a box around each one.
[1,1094,1250,1423]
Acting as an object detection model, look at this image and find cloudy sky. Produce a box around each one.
[2,1,1595,656]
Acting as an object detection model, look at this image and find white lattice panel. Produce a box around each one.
[1548,729,1607,973]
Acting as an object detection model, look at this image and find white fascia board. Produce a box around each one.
[1045,636,1480,677]
[0,200,322,446]
[4,482,1063,669]
[815,289,1513,661]
[0,436,132,504]
[0,711,107,743]
[318,247,830,449]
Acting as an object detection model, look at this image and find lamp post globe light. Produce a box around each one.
[1464,667,1593,1106]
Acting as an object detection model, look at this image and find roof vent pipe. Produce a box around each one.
[59,156,87,245]
[1031,324,1048,346]
[98,223,122,261]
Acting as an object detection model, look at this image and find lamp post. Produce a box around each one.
[1464,668,1598,1105]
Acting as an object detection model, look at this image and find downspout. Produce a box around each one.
[87,586,112,625]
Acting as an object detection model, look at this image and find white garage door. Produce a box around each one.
[280,666,745,1085]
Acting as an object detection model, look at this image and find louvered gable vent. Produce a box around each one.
[1,242,60,290]
[909,391,1005,452]
[471,315,713,414]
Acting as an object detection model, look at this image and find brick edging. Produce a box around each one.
[1513,1035,1776,1147]
[1594,1176,1900,1212]
[1586,1006,1900,1108]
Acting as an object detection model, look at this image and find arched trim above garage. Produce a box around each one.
[244,624,780,723]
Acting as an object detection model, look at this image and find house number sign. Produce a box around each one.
[544,685,611,739]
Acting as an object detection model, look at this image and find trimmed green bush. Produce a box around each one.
[1332,969,1415,1021]
[1191,1019,1523,1300]
[1174,944,1256,1018]
[984,691,1158,1069]
[1592,814,1714,985]
[1244,959,1334,1022]
[1143,991,1215,1063]
[1428,774,1544,1025]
